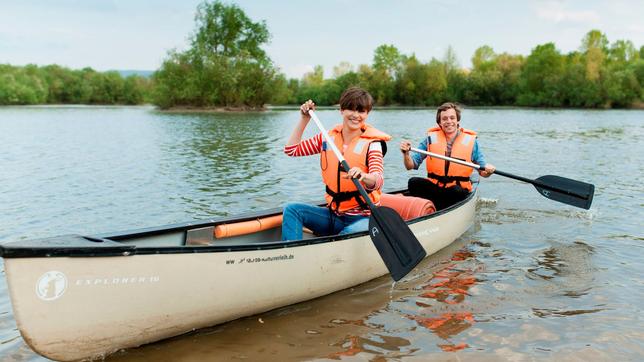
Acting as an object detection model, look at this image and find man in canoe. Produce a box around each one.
[281,87,391,241]
[399,102,495,210]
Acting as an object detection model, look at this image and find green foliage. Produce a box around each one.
[192,1,269,62]
[152,0,286,109]
[1,26,640,109]
[517,43,565,106]
[0,64,150,105]
[581,30,609,53]
[284,29,640,109]
[373,44,402,76]
[471,45,496,71]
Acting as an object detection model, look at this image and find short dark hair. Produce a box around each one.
[436,102,461,124]
[339,87,373,112]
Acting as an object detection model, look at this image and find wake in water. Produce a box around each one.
[477,197,498,207]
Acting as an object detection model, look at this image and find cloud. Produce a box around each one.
[535,1,600,24]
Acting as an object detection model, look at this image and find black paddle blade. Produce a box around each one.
[533,175,595,210]
[368,206,427,281]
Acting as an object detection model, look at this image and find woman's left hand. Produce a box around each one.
[344,167,375,187]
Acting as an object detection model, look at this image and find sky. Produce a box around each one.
[1,0,643,79]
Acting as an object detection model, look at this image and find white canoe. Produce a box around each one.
[0,190,477,361]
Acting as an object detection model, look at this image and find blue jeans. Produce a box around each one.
[281,202,369,241]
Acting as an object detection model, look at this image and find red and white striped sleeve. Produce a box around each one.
[284,133,323,157]
[365,142,384,191]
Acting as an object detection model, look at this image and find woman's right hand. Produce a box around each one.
[300,100,315,121]
[400,140,411,154]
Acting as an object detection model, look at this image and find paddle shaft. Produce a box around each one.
[409,147,587,199]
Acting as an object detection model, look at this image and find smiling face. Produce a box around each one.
[340,108,369,131]
[438,108,459,137]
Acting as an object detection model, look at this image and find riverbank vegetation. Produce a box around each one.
[294,32,644,108]
[0,64,151,105]
[1,1,642,109]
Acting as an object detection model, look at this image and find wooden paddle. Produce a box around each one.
[308,111,426,281]
[410,147,595,209]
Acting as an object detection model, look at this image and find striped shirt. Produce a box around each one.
[284,132,384,216]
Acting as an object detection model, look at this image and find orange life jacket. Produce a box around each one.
[321,124,391,213]
[425,126,477,191]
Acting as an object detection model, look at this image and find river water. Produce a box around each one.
[0,106,642,361]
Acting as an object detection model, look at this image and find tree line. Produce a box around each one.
[1,1,642,109]
[0,64,151,105]
[291,31,643,108]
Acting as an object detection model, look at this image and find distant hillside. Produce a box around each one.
[115,70,155,78]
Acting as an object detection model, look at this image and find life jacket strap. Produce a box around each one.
[325,186,370,211]
[427,172,471,188]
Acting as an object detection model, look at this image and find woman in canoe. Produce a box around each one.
[281,87,391,241]
[399,102,495,210]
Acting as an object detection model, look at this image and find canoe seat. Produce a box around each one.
[214,215,283,239]
[380,194,435,221]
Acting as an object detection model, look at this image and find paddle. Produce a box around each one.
[410,147,595,210]
[308,111,426,281]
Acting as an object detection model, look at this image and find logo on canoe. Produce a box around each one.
[36,271,67,301]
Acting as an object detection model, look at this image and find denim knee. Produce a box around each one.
[340,218,369,235]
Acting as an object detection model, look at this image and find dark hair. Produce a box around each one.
[339,87,373,112]
[435,102,461,124]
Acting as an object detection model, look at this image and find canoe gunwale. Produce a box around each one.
[0,188,477,259]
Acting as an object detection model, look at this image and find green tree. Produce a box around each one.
[373,44,402,77]
[443,46,460,73]
[609,40,638,64]
[191,0,269,63]
[580,30,608,82]
[153,0,279,109]
[471,45,496,72]
[580,30,609,53]
[517,43,565,106]
[302,65,324,87]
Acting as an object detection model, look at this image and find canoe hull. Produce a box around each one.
[4,192,476,361]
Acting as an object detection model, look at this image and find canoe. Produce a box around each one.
[0,189,477,361]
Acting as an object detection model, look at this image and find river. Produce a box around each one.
[0,105,642,361]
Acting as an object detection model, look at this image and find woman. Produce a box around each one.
[281,87,390,241]
[400,102,495,210]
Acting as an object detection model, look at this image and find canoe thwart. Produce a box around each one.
[185,226,215,245]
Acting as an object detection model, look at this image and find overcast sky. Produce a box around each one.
[1,0,642,78]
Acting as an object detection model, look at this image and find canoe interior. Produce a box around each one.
[0,188,476,257]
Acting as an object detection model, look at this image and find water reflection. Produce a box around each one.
[326,246,482,358]
[407,249,480,352]
[152,112,288,217]
[328,335,412,360]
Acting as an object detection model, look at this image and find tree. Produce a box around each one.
[153,0,280,108]
[609,40,638,64]
[191,0,270,63]
[518,43,565,106]
[471,45,496,71]
[302,65,324,87]
[373,44,402,77]
[443,45,460,72]
[580,30,609,53]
